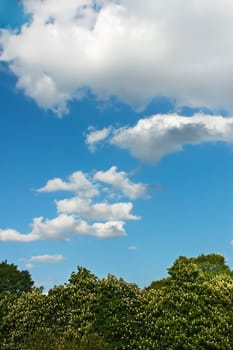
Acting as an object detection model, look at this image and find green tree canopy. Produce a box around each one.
[0,260,34,295]
[192,253,233,277]
[167,254,233,282]
[1,255,233,349]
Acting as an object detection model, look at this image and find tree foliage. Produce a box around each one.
[0,260,34,295]
[141,266,233,349]
[0,254,233,349]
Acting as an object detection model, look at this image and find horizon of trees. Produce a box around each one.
[0,253,233,349]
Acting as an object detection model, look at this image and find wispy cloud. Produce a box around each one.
[20,254,65,268]
[2,1,233,114]
[128,245,137,251]
[85,127,112,152]
[27,254,65,263]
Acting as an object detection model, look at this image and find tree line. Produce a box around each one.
[0,254,233,349]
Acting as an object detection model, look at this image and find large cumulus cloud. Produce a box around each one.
[1,0,233,114]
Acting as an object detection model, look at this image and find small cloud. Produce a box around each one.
[20,254,65,268]
[148,183,166,192]
[128,245,137,251]
[37,171,99,198]
[85,127,112,152]
[29,254,65,263]
[25,263,33,269]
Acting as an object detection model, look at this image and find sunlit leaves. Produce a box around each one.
[0,254,233,349]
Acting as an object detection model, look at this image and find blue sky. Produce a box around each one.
[0,0,233,291]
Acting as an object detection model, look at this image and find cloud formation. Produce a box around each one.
[27,254,65,263]
[0,166,146,242]
[94,166,147,199]
[20,254,65,268]
[2,0,233,114]
[128,245,137,251]
[37,171,99,198]
[0,215,126,242]
[92,114,233,163]
[56,197,139,221]
[85,127,112,152]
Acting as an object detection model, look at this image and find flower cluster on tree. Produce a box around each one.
[0,254,233,349]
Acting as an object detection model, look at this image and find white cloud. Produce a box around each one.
[85,127,111,152]
[94,166,147,199]
[37,171,99,198]
[28,214,78,241]
[29,254,65,263]
[90,220,125,238]
[25,263,33,269]
[2,0,233,114]
[21,254,65,267]
[0,214,126,242]
[128,245,137,251]
[38,166,148,199]
[1,166,147,242]
[56,197,139,220]
[0,228,37,242]
[110,114,233,163]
